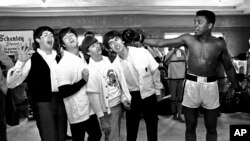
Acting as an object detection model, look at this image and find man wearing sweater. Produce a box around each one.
[7,26,67,141]
[57,27,101,141]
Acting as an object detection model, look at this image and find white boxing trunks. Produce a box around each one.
[182,74,220,109]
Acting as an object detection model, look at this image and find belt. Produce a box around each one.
[186,73,217,82]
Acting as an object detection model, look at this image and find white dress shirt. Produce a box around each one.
[7,48,60,92]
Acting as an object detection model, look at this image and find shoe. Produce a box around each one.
[66,135,72,140]
[172,115,178,120]
[177,115,185,123]
[217,112,221,117]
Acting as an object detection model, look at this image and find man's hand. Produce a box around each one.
[99,115,110,135]
[123,100,131,110]
[82,68,89,82]
[17,46,35,62]
[156,94,163,102]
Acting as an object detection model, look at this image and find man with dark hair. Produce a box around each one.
[58,27,78,49]
[7,26,67,141]
[57,27,102,141]
[196,10,216,26]
[81,35,131,141]
[103,30,163,141]
[141,10,242,141]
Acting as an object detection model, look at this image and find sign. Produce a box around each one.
[230,125,250,141]
[0,31,33,56]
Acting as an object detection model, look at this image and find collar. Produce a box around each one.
[37,48,57,59]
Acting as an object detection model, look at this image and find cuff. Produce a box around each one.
[15,60,26,69]
[96,111,104,118]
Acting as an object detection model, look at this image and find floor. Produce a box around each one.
[7,112,250,141]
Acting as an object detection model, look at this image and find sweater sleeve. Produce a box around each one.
[88,92,104,118]
[58,79,86,98]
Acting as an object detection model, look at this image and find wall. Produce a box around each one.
[0,14,250,56]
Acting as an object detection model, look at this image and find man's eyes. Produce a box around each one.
[43,34,53,37]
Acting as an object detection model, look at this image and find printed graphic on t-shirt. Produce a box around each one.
[107,69,119,87]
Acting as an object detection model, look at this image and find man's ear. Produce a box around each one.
[208,23,213,30]
[61,44,66,50]
[35,38,40,43]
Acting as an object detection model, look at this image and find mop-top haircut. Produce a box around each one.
[33,26,54,48]
[58,27,78,48]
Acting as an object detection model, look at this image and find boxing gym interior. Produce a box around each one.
[1,0,250,141]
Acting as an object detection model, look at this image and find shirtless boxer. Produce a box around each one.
[141,10,242,141]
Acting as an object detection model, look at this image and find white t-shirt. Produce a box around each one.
[87,57,121,107]
[119,54,140,92]
[57,51,94,124]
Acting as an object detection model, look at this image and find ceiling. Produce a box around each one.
[0,0,250,17]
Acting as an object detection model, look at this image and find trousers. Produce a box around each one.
[0,92,6,141]
[33,94,67,141]
[126,91,158,141]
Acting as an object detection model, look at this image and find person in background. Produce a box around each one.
[81,36,131,141]
[7,26,67,141]
[84,31,95,37]
[164,47,186,122]
[0,50,14,141]
[141,10,242,141]
[146,47,162,63]
[57,27,102,141]
[103,30,163,141]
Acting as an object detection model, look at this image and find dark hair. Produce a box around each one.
[218,36,224,40]
[196,10,216,26]
[103,30,122,50]
[33,26,54,48]
[84,31,95,37]
[58,27,78,48]
[80,36,98,54]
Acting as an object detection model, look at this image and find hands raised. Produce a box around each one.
[17,46,35,63]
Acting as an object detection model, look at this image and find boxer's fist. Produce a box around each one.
[122,28,136,44]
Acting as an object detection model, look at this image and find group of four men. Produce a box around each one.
[3,9,242,141]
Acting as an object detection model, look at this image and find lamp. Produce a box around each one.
[218,0,222,6]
